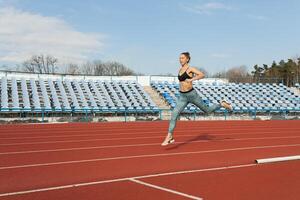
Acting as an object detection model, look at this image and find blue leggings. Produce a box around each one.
[168,89,221,135]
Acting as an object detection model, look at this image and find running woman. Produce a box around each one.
[161,52,232,146]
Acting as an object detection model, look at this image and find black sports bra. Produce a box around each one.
[178,68,192,82]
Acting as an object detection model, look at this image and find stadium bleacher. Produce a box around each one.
[0,77,159,113]
[1,74,299,115]
[151,81,300,113]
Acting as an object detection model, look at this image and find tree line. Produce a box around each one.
[252,58,300,86]
[13,54,205,77]
[15,54,138,76]
[212,57,300,86]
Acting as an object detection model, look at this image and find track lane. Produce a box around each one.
[0,120,299,135]
[1,137,300,167]
[0,126,299,147]
[1,130,300,153]
[1,134,300,155]
[0,127,299,143]
[0,124,298,137]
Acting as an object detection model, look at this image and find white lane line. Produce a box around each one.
[0,134,196,146]
[0,143,299,170]
[1,130,300,146]
[129,178,203,200]
[1,135,300,155]
[0,163,256,197]
[135,164,257,180]
[1,128,299,140]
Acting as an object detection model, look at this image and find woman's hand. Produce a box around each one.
[189,67,205,80]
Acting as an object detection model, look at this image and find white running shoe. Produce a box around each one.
[161,136,175,146]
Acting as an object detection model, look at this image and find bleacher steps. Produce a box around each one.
[143,86,170,109]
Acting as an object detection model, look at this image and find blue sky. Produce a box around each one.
[0,0,299,75]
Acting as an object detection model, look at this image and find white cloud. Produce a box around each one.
[181,2,234,15]
[0,7,106,64]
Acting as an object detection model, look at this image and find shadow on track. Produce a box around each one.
[165,134,229,150]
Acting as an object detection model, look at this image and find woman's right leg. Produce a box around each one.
[167,94,188,136]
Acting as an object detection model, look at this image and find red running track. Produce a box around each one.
[0,120,299,200]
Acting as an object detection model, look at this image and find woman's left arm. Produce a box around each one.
[189,67,205,81]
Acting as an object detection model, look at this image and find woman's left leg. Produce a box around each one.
[167,95,188,135]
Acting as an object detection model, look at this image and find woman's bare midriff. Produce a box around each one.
[179,81,193,92]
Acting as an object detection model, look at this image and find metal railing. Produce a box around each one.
[0,107,299,123]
